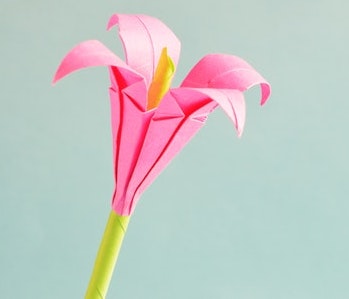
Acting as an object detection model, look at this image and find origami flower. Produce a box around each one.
[54,14,270,216]
[54,13,270,299]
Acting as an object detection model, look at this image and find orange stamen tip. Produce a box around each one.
[147,47,175,110]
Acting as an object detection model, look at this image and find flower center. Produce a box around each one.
[147,47,175,110]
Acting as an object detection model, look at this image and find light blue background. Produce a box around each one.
[2,1,349,298]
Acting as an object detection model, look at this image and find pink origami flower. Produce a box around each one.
[54,14,270,216]
[54,13,271,298]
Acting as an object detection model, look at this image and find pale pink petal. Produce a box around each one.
[107,14,181,86]
[181,54,271,105]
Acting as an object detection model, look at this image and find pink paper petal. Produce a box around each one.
[181,54,271,105]
[107,14,181,86]
[53,40,140,84]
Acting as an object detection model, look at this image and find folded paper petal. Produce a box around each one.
[108,14,181,86]
[181,54,271,105]
[53,40,142,85]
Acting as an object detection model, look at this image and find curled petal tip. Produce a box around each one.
[107,14,119,31]
[236,124,244,138]
[182,54,271,108]
[260,82,271,105]
[51,76,58,85]
[52,66,65,84]
[235,121,245,138]
[53,63,67,84]
[52,40,126,85]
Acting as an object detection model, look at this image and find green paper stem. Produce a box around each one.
[85,210,130,299]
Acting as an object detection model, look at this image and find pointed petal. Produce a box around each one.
[53,40,141,84]
[181,54,271,105]
[107,14,181,86]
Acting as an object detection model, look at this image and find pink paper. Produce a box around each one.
[53,14,271,215]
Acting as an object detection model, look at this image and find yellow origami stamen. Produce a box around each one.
[147,47,175,110]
